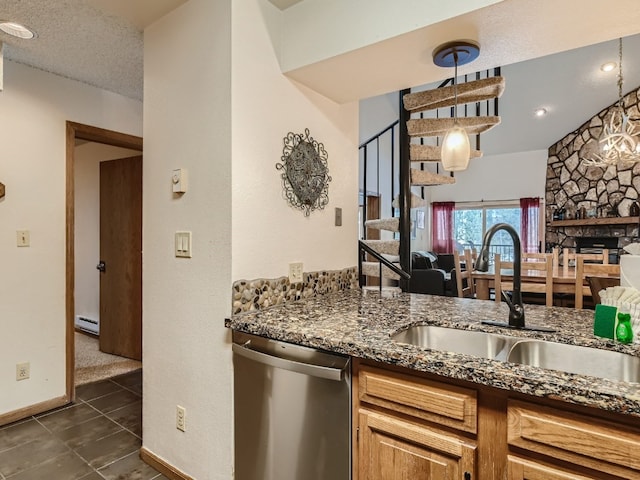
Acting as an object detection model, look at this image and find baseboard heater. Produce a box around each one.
[75,315,99,335]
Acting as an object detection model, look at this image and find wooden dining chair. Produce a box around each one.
[494,252,554,306]
[574,256,620,309]
[562,248,609,276]
[551,247,560,274]
[454,249,476,298]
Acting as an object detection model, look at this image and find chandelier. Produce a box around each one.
[585,38,640,167]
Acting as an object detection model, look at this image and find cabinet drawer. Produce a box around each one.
[508,399,640,478]
[359,365,477,433]
[507,455,599,480]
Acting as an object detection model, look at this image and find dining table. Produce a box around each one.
[471,266,619,301]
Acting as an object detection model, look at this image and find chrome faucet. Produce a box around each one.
[475,223,525,328]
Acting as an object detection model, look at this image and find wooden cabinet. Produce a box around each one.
[355,363,477,480]
[354,361,640,480]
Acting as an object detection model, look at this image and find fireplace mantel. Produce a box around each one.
[549,216,639,227]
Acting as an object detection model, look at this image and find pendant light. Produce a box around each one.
[585,37,640,167]
[433,41,480,172]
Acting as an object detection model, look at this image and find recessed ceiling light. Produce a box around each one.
[534,108,547,117]
[0,21,36,39]
[601,62,616,72]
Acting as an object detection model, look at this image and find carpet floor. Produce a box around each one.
[75,333,142,386]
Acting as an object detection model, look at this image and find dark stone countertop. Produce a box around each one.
[227,288,640,417]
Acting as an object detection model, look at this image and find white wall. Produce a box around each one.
[430,150,548,203]
[74,143,141,327]
[142,0,358,477]
[231,0,359,281]
[279,0,504,73]
[0,61,142,414]
[142,0,233,478]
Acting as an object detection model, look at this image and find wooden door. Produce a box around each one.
[99,156,142,360]
[359,409,476,480]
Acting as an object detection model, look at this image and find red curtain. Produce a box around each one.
[432,202,455,253]
[520,197,540,253]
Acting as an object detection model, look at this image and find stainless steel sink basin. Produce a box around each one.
[506,340,640,383]
[391,325,517,361]
[392,325,640,383]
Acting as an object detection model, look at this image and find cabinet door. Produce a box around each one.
[508,456,600,480]
[359,409,475,480]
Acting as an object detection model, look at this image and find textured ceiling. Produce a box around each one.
[0,0,186,101]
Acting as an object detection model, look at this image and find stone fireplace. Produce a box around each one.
[545,85,640,252]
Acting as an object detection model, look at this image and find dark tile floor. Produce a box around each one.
[0,370,168,480]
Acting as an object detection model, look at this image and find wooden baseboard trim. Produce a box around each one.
[0,395,69,427]
[140,447,194,480]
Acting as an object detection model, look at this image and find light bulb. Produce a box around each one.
[441,124,470,172]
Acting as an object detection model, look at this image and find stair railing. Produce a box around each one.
[359,119,399,232]
[358,240,410,290]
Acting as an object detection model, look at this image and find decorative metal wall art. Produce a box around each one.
[276,128,331,216]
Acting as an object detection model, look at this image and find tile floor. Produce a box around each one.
[0,370,168,480]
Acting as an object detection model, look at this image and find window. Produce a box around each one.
[453,201,529,262]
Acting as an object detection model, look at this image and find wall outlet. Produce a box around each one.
[16,362,30,381]
[176,405,186,432]
[289,262,303,283]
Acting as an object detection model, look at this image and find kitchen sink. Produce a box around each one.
[391,325,518,361]
[506,339,640,383]
[392,325,640,383]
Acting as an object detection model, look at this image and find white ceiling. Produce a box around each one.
[0,0,186,101]
[2,0,640,155]
[481,33,640,156]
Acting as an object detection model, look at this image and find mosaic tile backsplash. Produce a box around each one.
[231,266,358,314]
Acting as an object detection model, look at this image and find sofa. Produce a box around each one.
[408,251,455,296]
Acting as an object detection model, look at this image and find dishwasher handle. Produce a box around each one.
[232,342,347,382]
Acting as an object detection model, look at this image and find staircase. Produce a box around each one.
[359,70,504,291]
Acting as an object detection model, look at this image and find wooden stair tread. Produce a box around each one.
[364,217,400,232]
[403,76,505,113]
[407,116,501,137]
[361,239,399,255]
[410,144,483,162]
[410,169,455,186]
[392,192,428,209]
[361,261,401,280]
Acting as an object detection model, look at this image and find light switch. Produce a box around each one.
[17,230,30,247]
[172,169,188,193]
[175,231,192,258]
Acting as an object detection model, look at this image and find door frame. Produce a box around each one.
[65,121,143,401]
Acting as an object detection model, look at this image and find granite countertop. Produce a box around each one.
[227,288,640,417]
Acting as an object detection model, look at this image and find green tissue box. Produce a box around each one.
[593,304,617,339]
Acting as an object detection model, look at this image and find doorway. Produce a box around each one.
[66,122,143,400]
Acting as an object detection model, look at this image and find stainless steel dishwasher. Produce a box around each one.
[232,331,351,480]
